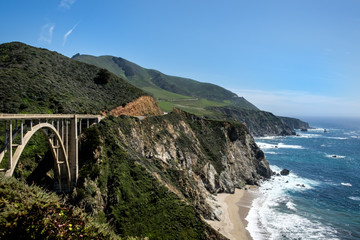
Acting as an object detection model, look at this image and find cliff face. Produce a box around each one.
[109,96,162,117]
[75,109,272,239]
[211,107,296,136]
[280,116,311,130]
[109,109,271,218]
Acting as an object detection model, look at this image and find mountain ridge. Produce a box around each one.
[73,53,309,136]
[72,54,259,109]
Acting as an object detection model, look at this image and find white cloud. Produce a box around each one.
[232,89,360,118]
[59,0,76,9]
[38,24,55,44]
[63,23,78,46]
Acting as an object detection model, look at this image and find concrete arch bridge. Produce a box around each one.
[0,114,102,192]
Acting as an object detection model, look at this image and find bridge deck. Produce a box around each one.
[0,114,103,120]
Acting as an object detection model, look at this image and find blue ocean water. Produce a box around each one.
[246,118,360,240]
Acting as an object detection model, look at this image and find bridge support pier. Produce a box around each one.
[69,116,78,190]
[0,114,102,192]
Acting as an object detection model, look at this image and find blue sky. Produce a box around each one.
[1,0,360,118]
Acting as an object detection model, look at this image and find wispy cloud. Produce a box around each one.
[63,23,78,46]
[232,89,360,118]
[38,23,55,44]
[59,0,76,9]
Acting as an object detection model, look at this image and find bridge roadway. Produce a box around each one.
[0,114,103,192]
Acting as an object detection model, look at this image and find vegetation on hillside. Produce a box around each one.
[0,42,145,114]
[0,176,122,240]
[210,106,296,136]
[74,118,208,240]
[72,54,259,112]
[72,53,309,136]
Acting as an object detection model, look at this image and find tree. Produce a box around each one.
[94,69,110,85]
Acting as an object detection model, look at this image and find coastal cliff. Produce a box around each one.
[210,106,297,136]
[74,109,271,238]
[116,108,271,193]
[279,116,311,130]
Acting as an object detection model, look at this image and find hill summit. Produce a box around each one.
[73,53,309,136]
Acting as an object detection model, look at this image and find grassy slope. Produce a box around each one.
[71,55,190,100]
[72,53,309,135]
[0,42,145,114]
[72,54,259,115]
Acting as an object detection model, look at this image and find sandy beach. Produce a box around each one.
[206,186,257,240]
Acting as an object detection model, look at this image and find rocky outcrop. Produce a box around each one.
[280,169,290,176]
[211,106,295,136]
[109,95,162,117]
[279,116,311,130]
[113,108,272,219]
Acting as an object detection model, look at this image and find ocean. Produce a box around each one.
[246,117,360,240]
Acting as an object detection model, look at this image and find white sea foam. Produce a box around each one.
[256,142,277,149]
[277,143,304,149]
[263,151,277,155]
[349,196,360,201]
[345,130,360,136]
[255,136,282,140]
[256,142,304,150]
[295,133,321,138]
[285,200,297,211]
[246,165,339,240]
[307,128,326,133]
[325,154,346,159]
[326,137,348,140]
[341,183,352,187]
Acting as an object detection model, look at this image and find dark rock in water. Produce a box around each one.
[296,184,306,188]
[332,155,337,158]
[276,173,281,176]
[280,169,290,176]
[300,128,308,132]
[286,181,289,183]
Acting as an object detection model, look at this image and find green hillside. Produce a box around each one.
[72,54,259,115]
[0,42,145,114]
[72,53,310,136]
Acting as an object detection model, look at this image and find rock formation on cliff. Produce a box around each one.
[74,109,271,238]
[109,95,162,117]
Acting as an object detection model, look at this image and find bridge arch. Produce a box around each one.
[6,123,71,191]
[0,114,102,192]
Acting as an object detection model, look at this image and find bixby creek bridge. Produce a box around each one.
[0,114,103,192]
